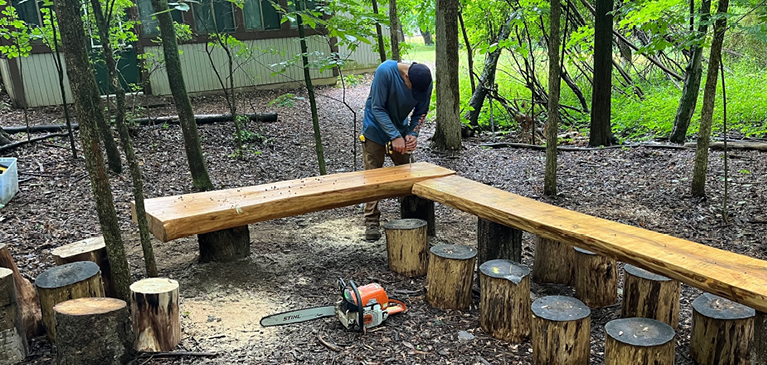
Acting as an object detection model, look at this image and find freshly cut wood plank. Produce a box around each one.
[133,162,455,242]
[413,175,767,312]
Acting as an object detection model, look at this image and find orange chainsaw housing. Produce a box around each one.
[342,283,407,326]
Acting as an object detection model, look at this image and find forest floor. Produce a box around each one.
[1,75,766,365]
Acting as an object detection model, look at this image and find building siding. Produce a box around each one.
[0,58,15,103]
[145,36,336,96]
[2,33,381,107]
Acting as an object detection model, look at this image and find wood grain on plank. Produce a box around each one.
[133,162,455,242]
[412,175,767,312]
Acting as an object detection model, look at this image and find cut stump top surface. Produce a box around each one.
[383,218,427,230]
[35,261,101,289]
[624,264,672,282]
[54,297,126,316]
[430,244,477,260]
[0,267,12,279]
[531,295,591,321]
[479,259,529,284]
[51,236,105,259]
[130,278,179,294]
[692,293,755,320]
[605,317,675,347]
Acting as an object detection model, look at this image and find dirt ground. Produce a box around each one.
[1,75,766,364]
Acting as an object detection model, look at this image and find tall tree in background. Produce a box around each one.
[52,0,132,301]
[150,0,214,191]
[670,0,712,144]
[432,0,461,150]
[588,0,616,147]
[90,0,157,277]
[691,0,730,197]
[463,12,512,128]
[544,0,561,196]
[295,0,327,175]
[390,0,401,60]
[371,0,387,62]
[151,0,249,262]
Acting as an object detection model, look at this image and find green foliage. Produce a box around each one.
[337,74,364,87]
[268,93,304,108]
[0,0,32,59]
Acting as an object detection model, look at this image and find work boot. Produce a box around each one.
[365,224,381,241]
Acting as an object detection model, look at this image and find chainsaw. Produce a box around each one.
[259,278,407,332]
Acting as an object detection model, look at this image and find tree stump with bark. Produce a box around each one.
[0,243,43,339]
[54,297,134,365]
[479,259,531,342]
[573,247,617,308]
[426,244,476,310]
[477,218,522,265]
[400,196,435,236]
[198,225,250,263]
[51,236,115,298]
[383,219,428,277]
[690,293,755,365]
[621,264,680,329]
[35,261,105,341]
[531,295,591,365]
[131,278,180,351]
[0,268,27,364]
[605,317,675,365]
[532,236,573,285]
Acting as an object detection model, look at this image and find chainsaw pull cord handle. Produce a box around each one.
[348,280,365,333]
[386,298,408,315]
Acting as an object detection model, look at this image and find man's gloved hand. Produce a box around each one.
[391,137,407,154]
[405,135,417,152]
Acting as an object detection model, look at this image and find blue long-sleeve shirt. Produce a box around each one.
[362,60,433,146]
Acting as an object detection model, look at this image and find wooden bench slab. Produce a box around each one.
[413,175,767,312]
[132,162,455,242]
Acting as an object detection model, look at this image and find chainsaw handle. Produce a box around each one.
[386,298,408,315]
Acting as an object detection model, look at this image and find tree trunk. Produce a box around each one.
[53,0,133,303]
[54,298,135,365]
[371,0,387,62]
[432,0,462,151]
[690,293,754,365]
[477,218,522,265]
[670,0,712,144]
[0,268,27,363]
[479,260,531,342]
[35,261,105,341]
[604,318,676,365]
[150,0,214,191]
[425,244,476,310]
[531,295,591,365]
[48,12,77,159]
[383,219,428,277]
[457,11,474,93]
[0,243,43,339]
[389,0,401,61]
[297,5,327,175]
[463,13,513,129]
[691,0,729,197]
[420,28,434,46]
[545,0,561,196]
[589,0,616,147]
[130,278,181,352]
[90,0,157,278]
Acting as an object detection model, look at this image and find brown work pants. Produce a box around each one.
[363,140,411,226]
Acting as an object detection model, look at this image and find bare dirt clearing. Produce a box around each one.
[1,78,765,364]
